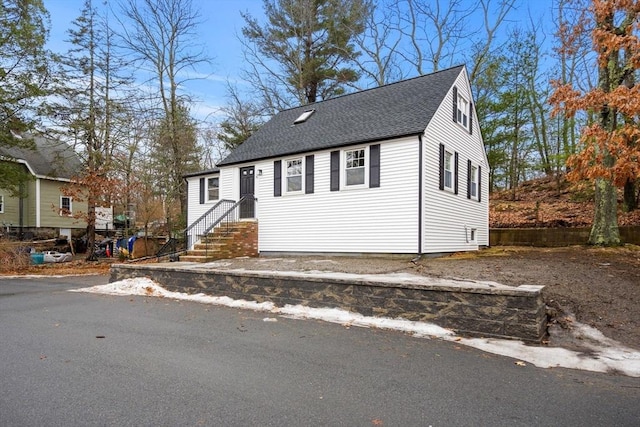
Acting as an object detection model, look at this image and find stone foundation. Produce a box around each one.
[110,264,547,342]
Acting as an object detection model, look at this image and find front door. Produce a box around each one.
[239,166,255,219]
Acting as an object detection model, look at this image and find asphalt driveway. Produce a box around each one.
[1,275,639,426]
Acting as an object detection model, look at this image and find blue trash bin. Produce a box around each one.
[30,253,45,265]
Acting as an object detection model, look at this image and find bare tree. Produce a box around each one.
[395,0,516,80]
[116,0,209,226]
[353,1,406,86]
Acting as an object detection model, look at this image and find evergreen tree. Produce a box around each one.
[0,0,50,194]
[240,0,371,112]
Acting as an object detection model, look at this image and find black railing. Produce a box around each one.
[155,237,184,260]
[184,195,255,255]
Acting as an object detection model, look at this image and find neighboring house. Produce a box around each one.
[0,135,87,240]
[186,65,489,255]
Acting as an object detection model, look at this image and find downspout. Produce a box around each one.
[417,134,423,255]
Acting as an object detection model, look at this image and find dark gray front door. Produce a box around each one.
[239,166,255,218]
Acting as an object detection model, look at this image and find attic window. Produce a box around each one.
[294,109,315,124]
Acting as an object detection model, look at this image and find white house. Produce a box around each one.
[186,65,489,256]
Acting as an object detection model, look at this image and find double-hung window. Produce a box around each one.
[444,150,453,190]
[457,94,469,129]
[286,158,303,192]
[60,196,72,216]
[207,177,219,201]
[345,148,365,186]
[470,165,478,199]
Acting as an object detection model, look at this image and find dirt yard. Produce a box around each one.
[8,245,640,350]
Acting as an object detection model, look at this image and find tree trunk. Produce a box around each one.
[623,179,638,212]
[589,178,621,246]
[85,201,97,261]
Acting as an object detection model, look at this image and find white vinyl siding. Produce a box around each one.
[422,69,489,253]
[257,137,420,254]
[185,68,488,255]
[185,173,221,227]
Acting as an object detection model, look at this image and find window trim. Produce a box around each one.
[207,176,219,202]
[0,194,4,213]
[468,227,477,243]
[457,93,469,130]
[60,196,72,216]
[439,144,458,194]
[470,164,478,200]
[285,157,304,194]
[443,149,454,191]
[343,147,367,188]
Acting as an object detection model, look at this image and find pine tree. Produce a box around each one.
[240,0,371,112]
[0,0,50,194]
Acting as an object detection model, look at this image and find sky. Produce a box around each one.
[44,0,556,124]
[65,273,640,378]
[45,0,265,122]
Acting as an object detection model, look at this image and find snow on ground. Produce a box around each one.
[72,277,640,378]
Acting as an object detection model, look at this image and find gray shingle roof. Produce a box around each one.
[218,65,464,166]
[0,135,83,179]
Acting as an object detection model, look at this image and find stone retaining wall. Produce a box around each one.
[110,264,547,342]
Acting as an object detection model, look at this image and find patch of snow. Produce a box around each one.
[72,277,640,377]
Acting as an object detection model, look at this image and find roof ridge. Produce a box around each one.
[280,64,465,113]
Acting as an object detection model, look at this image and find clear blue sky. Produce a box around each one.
[45,0,555,123]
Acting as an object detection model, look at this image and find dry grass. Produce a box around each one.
[0,242,112,276]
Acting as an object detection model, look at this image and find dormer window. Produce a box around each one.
[293,109,315,124]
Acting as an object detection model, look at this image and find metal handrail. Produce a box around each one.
[184,195,255,254]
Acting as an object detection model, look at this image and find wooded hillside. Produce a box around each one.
[490,176,640,228]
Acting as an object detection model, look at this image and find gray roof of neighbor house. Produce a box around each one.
[0,134,83,180]
[218,65,464,166]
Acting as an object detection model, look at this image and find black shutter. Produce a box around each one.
[274,160,281,197]
[478,166,482,202]
[454,152,459,195]
[369,144,380,188]
[330,150,340,191]
[439,143,445,190]
[452,86,458,123]
[305,155,314,194]
[467,159,472,199]
[469,101,473,134]
[199,177,205,204]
